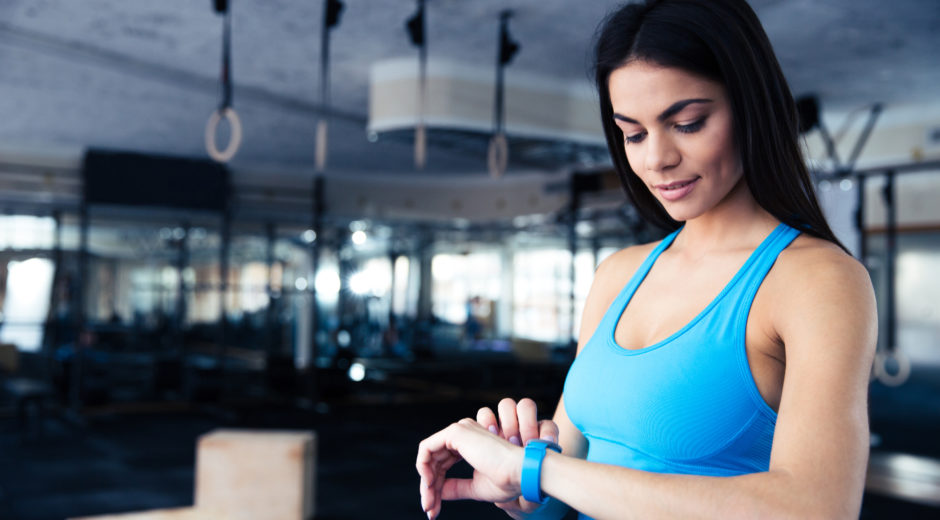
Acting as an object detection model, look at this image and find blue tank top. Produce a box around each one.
[562,223,799,509]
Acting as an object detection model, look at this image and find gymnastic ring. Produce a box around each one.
[488,133,508,179]
[873,349,911,387]
[205,107,243,163]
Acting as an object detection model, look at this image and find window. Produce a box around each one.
[392,256,412,316]
[0,215,55,250]
[869,230,940,367]
[512,249,594,342]
[0,258,55,352]
[431,252,501,325]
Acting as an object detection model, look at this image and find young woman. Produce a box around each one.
[416,1,877,518]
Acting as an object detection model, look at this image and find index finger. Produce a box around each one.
[538,419,560,445]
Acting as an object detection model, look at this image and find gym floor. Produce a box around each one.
[1,364,938,520]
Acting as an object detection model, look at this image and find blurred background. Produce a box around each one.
[0,0,938,518]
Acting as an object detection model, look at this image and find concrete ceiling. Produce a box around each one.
[0,0,937,176]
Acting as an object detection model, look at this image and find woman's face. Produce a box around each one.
[608,61,743,222]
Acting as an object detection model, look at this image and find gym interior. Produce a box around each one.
[0,1,938,519]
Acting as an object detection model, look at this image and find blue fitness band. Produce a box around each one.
[521,439,562,504]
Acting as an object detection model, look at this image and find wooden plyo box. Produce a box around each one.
[69,507,208,519]
[196,429,317,520]
[70,429,317,520]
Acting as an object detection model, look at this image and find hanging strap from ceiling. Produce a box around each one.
[406,0,427,170]
[206,0,243,163]
[488,10,520,179]
[316,0,345,173]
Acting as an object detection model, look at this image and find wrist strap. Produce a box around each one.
[521,440,562,503]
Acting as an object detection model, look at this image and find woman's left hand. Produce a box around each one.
[416,418,524,519]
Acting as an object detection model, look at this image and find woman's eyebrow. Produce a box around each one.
[613,98,713,124]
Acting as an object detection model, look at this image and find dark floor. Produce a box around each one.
[0,398,514,520]
[0,362,938,520]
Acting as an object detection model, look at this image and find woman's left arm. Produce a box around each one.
[418,250,877,519]
[537,250,877,520]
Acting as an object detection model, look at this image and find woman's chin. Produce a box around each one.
[661,205,697,223]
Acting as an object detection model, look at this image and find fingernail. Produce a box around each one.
[488,425,498,435]
[542,434,557,444]
[509,435,521,446]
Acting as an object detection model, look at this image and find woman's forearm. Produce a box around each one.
[538,452,851,520]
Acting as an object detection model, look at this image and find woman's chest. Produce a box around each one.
[611,258,785,411]
[564,306,780,463]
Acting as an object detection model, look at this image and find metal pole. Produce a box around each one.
[266,221,277,356]
[44,210,63,386]
[71,200,89,412]
[388,250,398,325]
[845,104,882,172]
[855,174,866,262]
[568,175,579,348]
[305,177,324,402]
[218,203,232,398]
[882,170,896,353]
[175,222,189,353]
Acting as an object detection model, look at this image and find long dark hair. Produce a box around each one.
[594,0,848,252]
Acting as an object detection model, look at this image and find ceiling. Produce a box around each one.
[0,0,937,177]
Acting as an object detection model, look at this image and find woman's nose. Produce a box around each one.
[644,132,680,173]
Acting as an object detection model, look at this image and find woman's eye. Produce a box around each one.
[676,118,705,134]
[624,131,646,144]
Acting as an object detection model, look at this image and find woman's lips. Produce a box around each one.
[656,176,700,202]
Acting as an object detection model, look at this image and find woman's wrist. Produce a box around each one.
[509,444,525,490]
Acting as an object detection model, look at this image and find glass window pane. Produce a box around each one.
[432,252,501,326]
[0,258,55,352]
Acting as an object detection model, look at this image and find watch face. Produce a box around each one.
[526,439,562,452]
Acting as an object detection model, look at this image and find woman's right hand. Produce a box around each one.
[477,398,560,519]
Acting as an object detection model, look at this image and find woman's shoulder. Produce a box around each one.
[594,239,662,283]
[766,233,878,376]
[770,233,875,323]
[775,233,868,283]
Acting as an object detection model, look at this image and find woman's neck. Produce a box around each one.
[670,177,779,258]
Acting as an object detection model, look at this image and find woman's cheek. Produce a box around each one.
[624,148,641,175]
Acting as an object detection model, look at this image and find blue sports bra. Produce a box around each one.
[562,223,799,502]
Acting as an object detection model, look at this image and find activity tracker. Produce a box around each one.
[521,439,562,503]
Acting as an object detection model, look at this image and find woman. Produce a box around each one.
[416,0,877,518]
